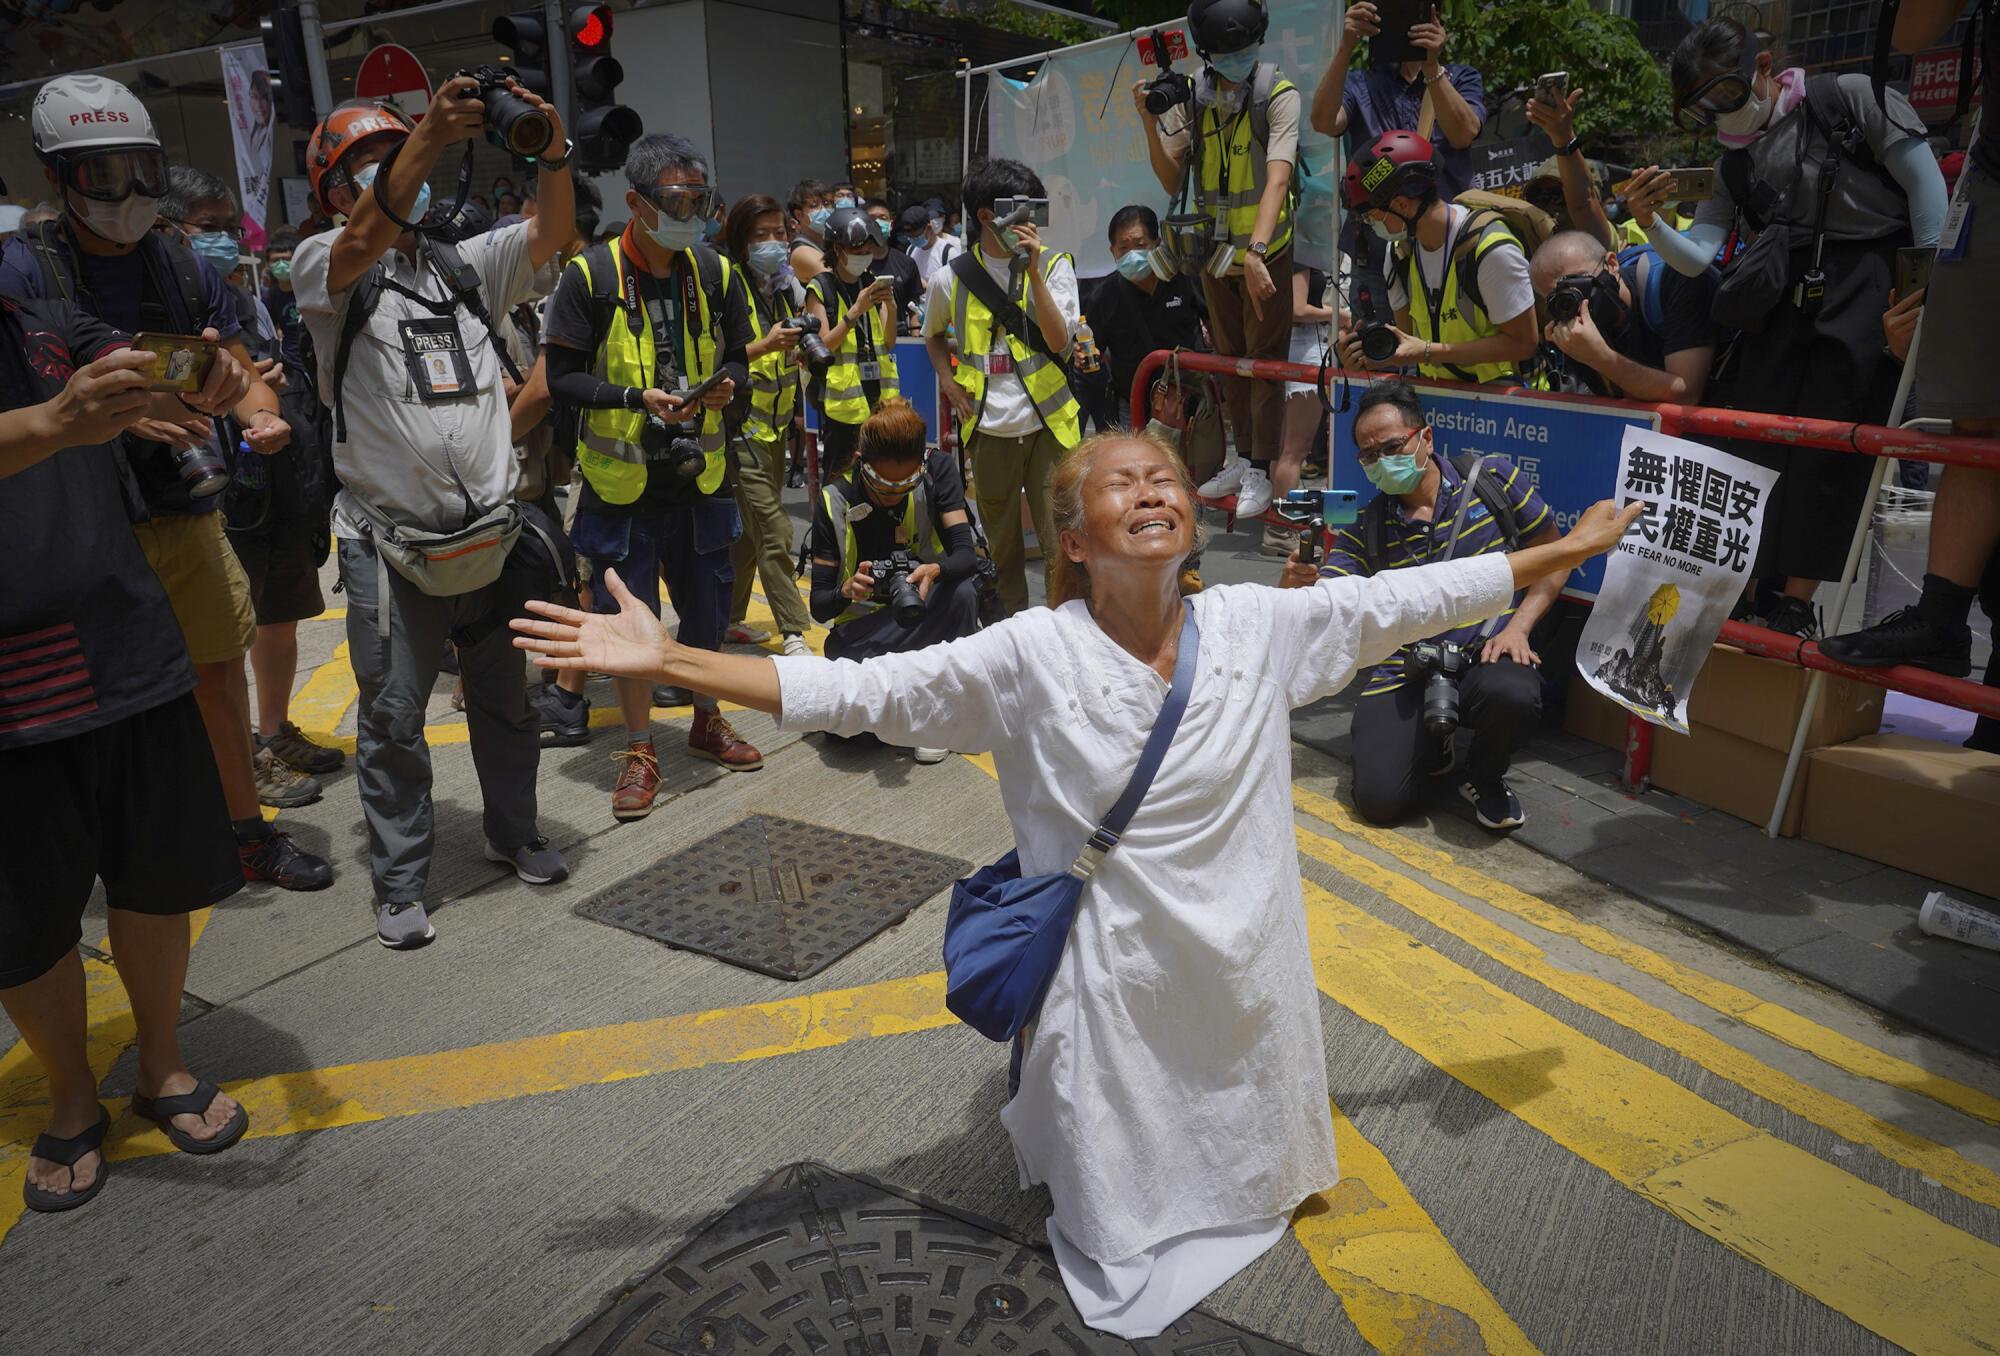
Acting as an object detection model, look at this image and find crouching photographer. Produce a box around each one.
[809,400,981,765]
[1278,380,1561,831]
[1530,229,1718,403]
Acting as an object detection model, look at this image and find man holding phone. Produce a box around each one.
[0,74,330,893]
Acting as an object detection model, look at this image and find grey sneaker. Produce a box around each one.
[782,634,813,658]
[375,899,435,949]
[253,746,323,808]
[913,746,949,764]
[484,836,570,885]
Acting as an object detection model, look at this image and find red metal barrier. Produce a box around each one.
[1125,347,2000,782]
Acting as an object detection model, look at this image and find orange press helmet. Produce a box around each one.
[306,100,414,213]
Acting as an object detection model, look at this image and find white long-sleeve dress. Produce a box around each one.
[773,553,1518,1335]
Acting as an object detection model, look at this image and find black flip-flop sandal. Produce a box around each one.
[23,1104,111,1214]
[131,1079,248,1156]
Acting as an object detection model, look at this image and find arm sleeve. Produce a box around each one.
[1272,552,1517,708]
[1316,526,1371,579]
[935,520,978,588]
[1885,136,1949,245]
[929,453,976,585]
[468,220,538,312]
[1646,217,1729,277]
[921,268,954,337]
[771,614,1029,752]
[546,341,636,410]
[1493,458,1553,537]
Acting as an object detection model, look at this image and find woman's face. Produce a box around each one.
[1066,440,1194,575]
[747,210,786,247]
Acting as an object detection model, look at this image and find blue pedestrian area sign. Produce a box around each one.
[1330,382,1662,598]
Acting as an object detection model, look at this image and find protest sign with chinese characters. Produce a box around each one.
[1578,427,1778,734]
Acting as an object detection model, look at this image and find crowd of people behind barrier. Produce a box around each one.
[0,0,1994,1341]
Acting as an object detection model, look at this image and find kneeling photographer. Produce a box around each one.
[1278,380,1560,831]
[292,72,576,948]
[809,399,980,764]
[544,132,763,825]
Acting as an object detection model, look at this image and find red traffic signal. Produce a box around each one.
[570,4,612,50]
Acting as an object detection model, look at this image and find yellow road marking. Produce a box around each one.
[1292,784,2000,1133]
[287,640,359,753]
[1296,1098,1540,1355]
[1299,875,2000,1354]
[1292,818,2000,1212]
[0,971,954,1187]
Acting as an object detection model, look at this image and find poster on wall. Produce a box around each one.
[984,0,1338,277]
[1578,427,1778,734]
[219,45,276,252]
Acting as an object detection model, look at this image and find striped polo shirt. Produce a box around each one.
[1319,454,1551,696]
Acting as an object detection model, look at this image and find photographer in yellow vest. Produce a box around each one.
[806,205,900,479]
[923,158,1081,616]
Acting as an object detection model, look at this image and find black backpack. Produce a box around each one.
[1360,453,1521,569]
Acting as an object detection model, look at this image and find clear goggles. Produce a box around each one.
[60,146,170,203]
[641,183,716,223]
[1673,48,1758,131]
[858,460,924,495]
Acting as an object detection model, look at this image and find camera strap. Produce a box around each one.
[948,250,1065,369]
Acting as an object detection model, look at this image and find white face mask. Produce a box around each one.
[837,252,871,280]
[1367,217,1401,243]
[1714,86,1773,140]
[70,189,158,246]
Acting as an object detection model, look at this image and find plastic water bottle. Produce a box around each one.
[1073,320,1101,374]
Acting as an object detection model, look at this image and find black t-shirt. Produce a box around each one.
[1597,259,1718,395]
[264,283,306,371]
[1083,272,1207,411]
[0,298,195,749]
[876,247,923,319]
[809,449,967,575]
[544,240,753,515]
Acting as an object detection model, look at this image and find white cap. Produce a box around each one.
[31,74,160,159]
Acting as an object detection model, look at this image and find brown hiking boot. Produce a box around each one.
[611,739,663,820]
[688,710,763,771]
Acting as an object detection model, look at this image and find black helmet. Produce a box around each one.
[823,206,876,252]
[1187,0,1268,56]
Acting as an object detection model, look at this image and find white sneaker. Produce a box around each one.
[782,634,812,658]
[1234,466,1273,518]
[913,747,949,764]
[1197,460,1247,499]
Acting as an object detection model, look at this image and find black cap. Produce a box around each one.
[895,205,931,235]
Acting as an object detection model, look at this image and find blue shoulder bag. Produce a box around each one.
[942,601,1200,1043]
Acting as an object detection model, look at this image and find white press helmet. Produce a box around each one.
[32,74,160,160]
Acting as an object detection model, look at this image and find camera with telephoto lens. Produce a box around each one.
[868,549,926,628]
[169,442,230,499]
[1408,639,1472,739]
[456,64,555,159]
[639,414,707,482]
[1351,274,1400,364]
[782,314,835,378]
[1140,27,1194,115]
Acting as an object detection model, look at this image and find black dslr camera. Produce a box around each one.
[1408,639,1472,739]
[782,313,835,378]
[869,549,926,627]
[639,416,706,482]
[456,65,555,159]
[1351,273,1401,365]
[1139,27,1194,115]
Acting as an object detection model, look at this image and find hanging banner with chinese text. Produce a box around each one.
[219,45,275,253]
[984,1,1338,277]
[1578,427,1778,734]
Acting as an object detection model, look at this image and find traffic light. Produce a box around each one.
[567,3,642,174]
[260,7,316,130]
[492,10,553,102]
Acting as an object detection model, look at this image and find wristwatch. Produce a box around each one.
[537,138,576,171]
[1249,240,1269,258]
[1556,136,1584,158]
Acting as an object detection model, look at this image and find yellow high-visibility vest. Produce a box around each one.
[811,274,899,426]
[1192,64,1296,256]
[746,279,801,442]
[1399,215,1527,386]
[945,247,1081,449]
[821,476,941,626]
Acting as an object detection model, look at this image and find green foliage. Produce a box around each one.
[1084,0,1187,30]
[1436,0,1674,147]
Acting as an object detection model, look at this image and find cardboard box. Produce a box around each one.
[1565,672,1632,752]
[1685,644,1884,753]
[1650,723,1807,836]
[1802,735,2000,895]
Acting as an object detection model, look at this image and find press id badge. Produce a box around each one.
[1939,200,1973,263]
[986,352,1014,376]
[399,317,478,401]
[858,360,882,381]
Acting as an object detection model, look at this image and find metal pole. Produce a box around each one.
[956,25,1144,78]
[299,0,335,119]
[1762,110,1980,837]
[960,65,973,253]
[544,0,574,133]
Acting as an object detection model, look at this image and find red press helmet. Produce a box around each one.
[1344,130,1438,213]
[306,100,414,213]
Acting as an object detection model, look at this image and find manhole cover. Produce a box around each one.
[575,816,971,980]
[553,1162,1309,1355]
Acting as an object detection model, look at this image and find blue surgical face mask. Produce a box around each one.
[189,231,238,270]
[809,206,832,230]
[702,217,721,240]
[833,195,856,210]
[873,217,891,242]
[748,240,789,276]
[353,162,430,225]
[1211,48,1259,84]
[1115,249,1154,281]
[1363,451,1424,494]
[644,203,705,252]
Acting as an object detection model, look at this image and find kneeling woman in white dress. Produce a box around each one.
[513,428,1638,1338]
